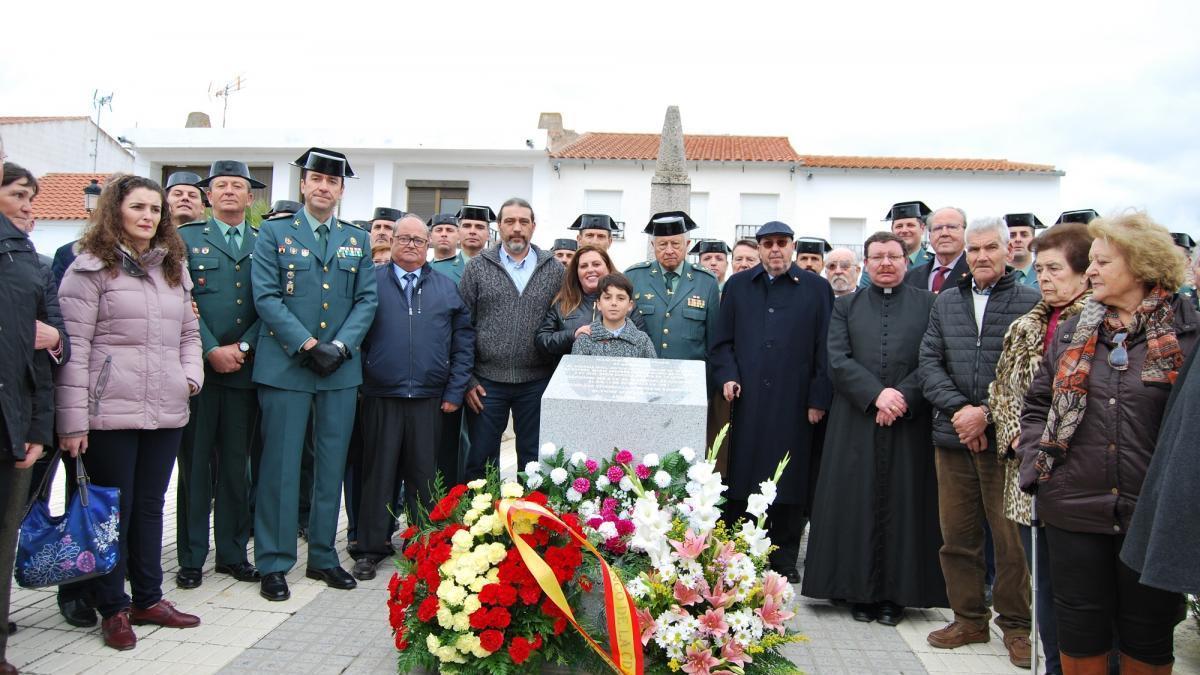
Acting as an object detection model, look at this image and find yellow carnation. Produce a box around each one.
[455,633,481,653]
[467,575,488,593]
[463,508,481,526]
[501,482,524,499]
[462,594,481,615]
[452,612,471,632]
[467,479,487,490]
[436,606,455,628]
[471,493,493,510]
[485,543,507,564]
[426,634,440,652]
[451,529,474,551]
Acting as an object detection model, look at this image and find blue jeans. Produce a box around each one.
[1021,524,1062,675]
[465,376,549,480]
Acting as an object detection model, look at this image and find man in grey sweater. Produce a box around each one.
[460,198,565,479]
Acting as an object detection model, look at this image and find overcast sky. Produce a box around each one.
[5,0,1198,232]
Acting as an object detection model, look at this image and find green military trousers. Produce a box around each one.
[177,383,257,569]
[254,385,356,574]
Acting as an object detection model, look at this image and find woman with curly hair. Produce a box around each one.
[56,174,203,651]
[989,221,1094,675]
[1018,212,1198,674]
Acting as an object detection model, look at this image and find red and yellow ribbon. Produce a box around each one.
[497,498,644,675]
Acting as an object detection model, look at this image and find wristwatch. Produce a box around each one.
[980,404,993,425]
[237,341,252,354]
[331,340,350,358]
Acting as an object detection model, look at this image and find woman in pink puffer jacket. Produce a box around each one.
[56,175,203,651]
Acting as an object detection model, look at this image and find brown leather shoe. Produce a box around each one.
[926,621,990,649]
[1062,651,1114,675]
[101,610,137,651]
[1119,652,1173,675]
[1004,634,1032,669]
[129,600,200,628]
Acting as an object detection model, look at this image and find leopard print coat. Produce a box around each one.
[988,292,1090,525]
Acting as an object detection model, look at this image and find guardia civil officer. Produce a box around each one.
[429,213,466,284]
[251,148,378,601]
[175,160,264,589]
[624,211,720,361]
[570,213,619,251]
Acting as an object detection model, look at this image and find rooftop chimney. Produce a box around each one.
[185,112,211,128]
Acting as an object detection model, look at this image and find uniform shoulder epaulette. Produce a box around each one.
[178,219,207,228]
[625,261,652,272]
[690,263,717,279]
[260,214,292,223]
[340,219,366,231]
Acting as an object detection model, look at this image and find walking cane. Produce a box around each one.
[1030,495,1041,674]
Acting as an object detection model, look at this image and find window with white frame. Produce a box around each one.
[739,193,778,227]
[830,217,867,255]
[584,189,624,240]
[689,192,709,238]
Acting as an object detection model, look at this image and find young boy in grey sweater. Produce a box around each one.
[571,274,657,358]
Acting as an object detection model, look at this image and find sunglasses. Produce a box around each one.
[1109,331,1129,371]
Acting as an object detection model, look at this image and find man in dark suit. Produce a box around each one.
[905,206,970,294]
[250,148,378,601]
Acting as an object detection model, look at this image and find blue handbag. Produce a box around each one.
[15,449,121,589]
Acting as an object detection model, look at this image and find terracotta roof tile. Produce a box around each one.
[0,116,90,125]
[551,132,1057,172]
[551,133,801,162]
[33,173,111,220]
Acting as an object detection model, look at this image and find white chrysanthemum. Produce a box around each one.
[618,476,634,492]
[641,453,659,467]
[597,521,619,540]
[746,493,771,519]
[525,460,542,475]
[539,443,557,458]
[679,447,696,462]
[570,451,588,466]
[653,470,672,489]
[525,473,543,490]
[565,487,582,503]
[596,475,610,489]
[500,482,523,499]
[577,498,599,519]
[550,467,569,485]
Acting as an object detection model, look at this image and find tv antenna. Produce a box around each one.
[91,90,113,172]
[209,75,248,128]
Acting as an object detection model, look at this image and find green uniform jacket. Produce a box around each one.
[251,213,378,393]
[624,260,720,361]
[429,251,468,285]
[180,218,262,389]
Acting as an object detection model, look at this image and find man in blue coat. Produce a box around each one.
[710,220,834,583]
[251,148,378,601]
[352,215,474,580]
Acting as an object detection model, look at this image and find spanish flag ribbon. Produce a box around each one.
[497,498,644,675]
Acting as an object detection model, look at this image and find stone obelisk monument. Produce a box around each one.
[649,105,691,216]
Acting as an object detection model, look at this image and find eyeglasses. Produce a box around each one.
[394,236,428,247]
[867,254,905,264]
[1109,331,1129,371]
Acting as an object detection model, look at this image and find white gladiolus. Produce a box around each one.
[746,493,771,519]
[758,480,778,504]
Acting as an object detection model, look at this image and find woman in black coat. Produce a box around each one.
[535,245,643,358]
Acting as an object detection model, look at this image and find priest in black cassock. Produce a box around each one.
[801,231,947,626]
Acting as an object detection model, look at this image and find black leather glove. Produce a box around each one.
[301,342,345,377]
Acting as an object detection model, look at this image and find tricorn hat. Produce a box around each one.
[291,147,356,178]
[569,214,618,232]
[371,207,405,223]
[1171,232,1196,251]
[643,211,698,237]
[885,201,932,221]
[457,205,497,223]
[552,238,578,252]
[755,221,795,241]
[164,171,209,207]
[428,213,459,228]
[196,160,266,189]
[1004,213,1046,230]
[263,199,302,219]
[795,237,833,255]
[690,240,731,256]
[1054,209,1100,225]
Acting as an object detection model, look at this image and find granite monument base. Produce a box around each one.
[539,355,707,461]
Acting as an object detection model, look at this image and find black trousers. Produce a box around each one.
[722,499,807,571]
[83,428,182,618]
[358,396,440,558]
[1045,525,1185,665]
[0,457,32,660]
[1021,524,1062,675]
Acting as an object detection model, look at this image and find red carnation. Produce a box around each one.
[524,491,548,506]
[479,584,499,605]
[417,596,439,622]
[579,575,594,593]
[495,584,518,607]
[387,573,401,596]
[518,582,542,605]
[394,625,409,651]
[553,617,567,635]
[487,606,511,629]
[388,601,406,630]
[479,629,504,653]
[399,525,417,540]
[508,636,533,664]
[532,634,543,649]
[448,484,469,499]
[469,607,491,629]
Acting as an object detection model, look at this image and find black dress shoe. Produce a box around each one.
[351,558,379,581]
[877,602,905,626]
[175,567,203,589]
[297,526,309,541]
[260,572,290,601]
[215,562,262,582]
[6,621,15,634]
[58,597,98,627]
[306,566,357,590]
[851,603,878,623]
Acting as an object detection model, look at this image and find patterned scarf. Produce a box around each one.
[1035,287,1182,481]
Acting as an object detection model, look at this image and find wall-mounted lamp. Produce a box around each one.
[83,179,102,213]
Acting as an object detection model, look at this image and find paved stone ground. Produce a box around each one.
[7,432,1200,674]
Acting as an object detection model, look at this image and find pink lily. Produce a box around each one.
[681,643,720,675]
[670,529,709,561]
[703,576,736,609]
[720,639,753,667]
[711,539,737,568]
[698,607,729,638]
[756,594,795,635]
[674,579,704,606]
[761,570,790,602]
[636,607,656,645]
